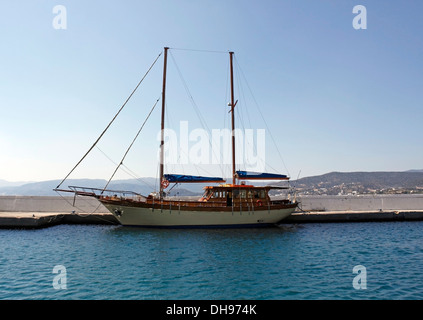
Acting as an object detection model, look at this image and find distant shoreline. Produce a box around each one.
[1,170,423,197]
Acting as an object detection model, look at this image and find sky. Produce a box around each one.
[1,0,422,183]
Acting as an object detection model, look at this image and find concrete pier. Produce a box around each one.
[0,212,118,228]
[0,196,117,228]
[0,195,422,228]
[283,210,423,223]
[0,195,108,213]
[297,194,423,212]
[281,194,423,223]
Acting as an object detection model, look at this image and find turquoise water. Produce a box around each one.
[1,221,423,300]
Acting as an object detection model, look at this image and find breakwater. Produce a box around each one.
[0,196,108,213]
[0,196,115,228]
[297,194,423,212]
[1,195,423,228]
[3,194,423,213]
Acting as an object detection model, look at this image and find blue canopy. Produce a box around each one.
[236,171,289,180]
[164,174,226,184]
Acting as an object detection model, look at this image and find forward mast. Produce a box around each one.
[159,48,239,195]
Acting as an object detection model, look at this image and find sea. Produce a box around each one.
[1,221,423,300]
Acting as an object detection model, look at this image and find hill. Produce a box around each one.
[0,179,32,188]
[2,170,423,196]
[0,178,202,196]
[292,171,423,195]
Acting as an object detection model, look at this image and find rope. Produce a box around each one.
[56,51,163,189]
[101,97,160,193]
[169,47,228,54]
[168,50,225,177]
[94,146,156,190]
[54,189,117,224]
[234,56,291,178]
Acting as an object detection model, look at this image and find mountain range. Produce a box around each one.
[0,178,204,196]
[1,170,423,196]
[291,170,423,195]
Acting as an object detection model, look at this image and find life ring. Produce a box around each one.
[161,179,170,189]
[256,200,263,207]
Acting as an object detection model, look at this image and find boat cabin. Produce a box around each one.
[200,185,280,207]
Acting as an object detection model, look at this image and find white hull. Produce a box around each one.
[103,203,296,227]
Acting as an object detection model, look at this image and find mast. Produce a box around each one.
[229,51,237,185]
[160,47,169,198]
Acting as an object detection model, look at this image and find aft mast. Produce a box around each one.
[229,51,238,185]
[160,47,169,199]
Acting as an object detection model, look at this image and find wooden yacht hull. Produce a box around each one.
[101,200,297,228]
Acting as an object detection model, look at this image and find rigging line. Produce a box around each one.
[168,51,209,132]
[234,56,291,177]
[169,47,228,54]
[54,189,108,220]
[102,97,160,194]
[223,56,230,130]
[56,51,163,189]
[235,65,279,175]
[233,59,256,172]
[220,59,231,179]
[234,62,253,166]
[237,71,258,169]
[121,164,155,188]
[236,73,278,173]
[168,50,225,177]
[164,100,185,178]
[236,62,253,131]
[95,146,156,189]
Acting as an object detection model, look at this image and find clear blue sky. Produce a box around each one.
[1,0,422,182]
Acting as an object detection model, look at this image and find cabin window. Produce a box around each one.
[259,190,266,199]
[214,191,220,198]
[233,190,239,198]
[247,190,254,198]
[240,190,247,199]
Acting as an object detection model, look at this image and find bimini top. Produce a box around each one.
[236,171,289,180]
[164,174,226,184]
